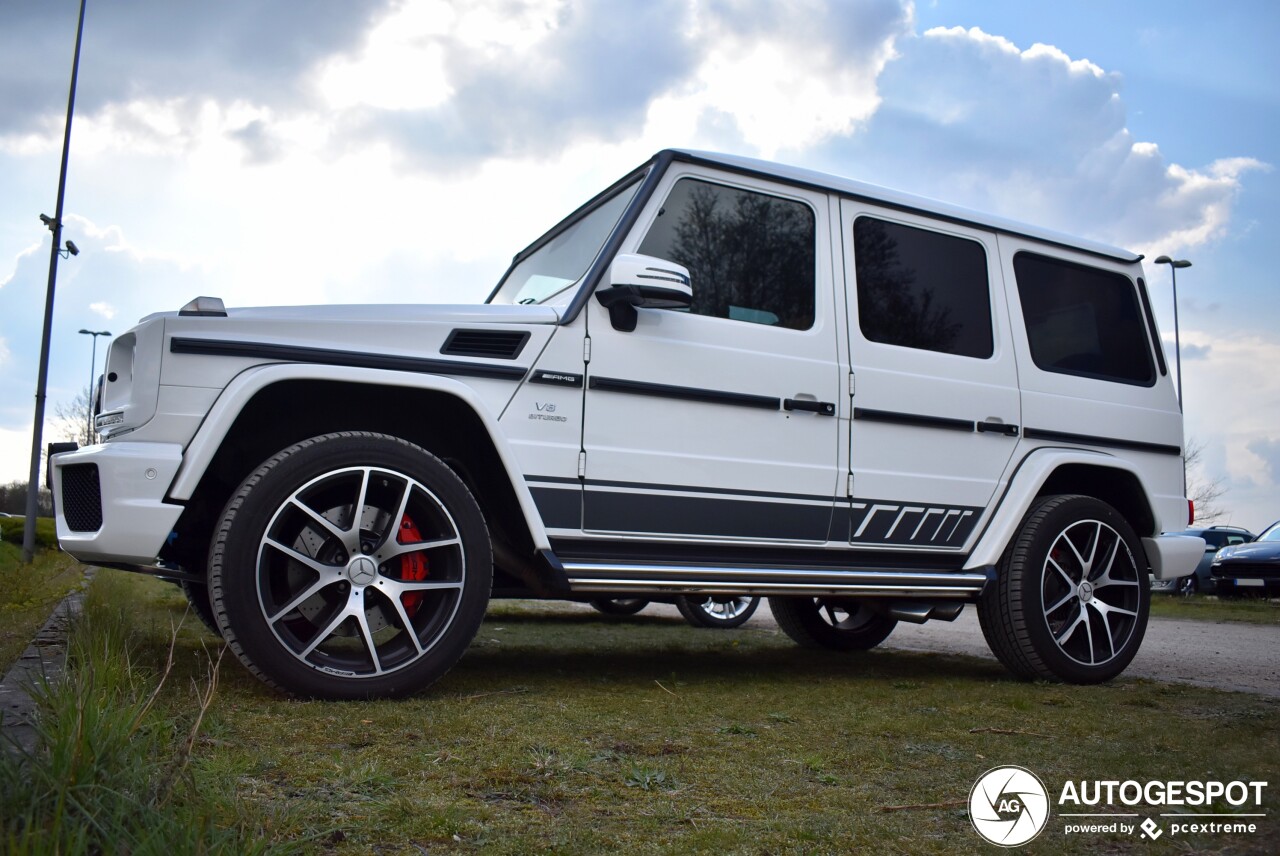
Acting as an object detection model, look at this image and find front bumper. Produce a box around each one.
[51,442,185,566]
[1143,534,1205,581]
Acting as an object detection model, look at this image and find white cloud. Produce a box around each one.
[89,302,116,320]
[817,25,1269,257]
[0,337,9,366]
[0,425,34,486]
[1178,331,1280,529]
[318,1,456,111]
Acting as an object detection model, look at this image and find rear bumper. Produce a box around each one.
[1144,534,1205,580]
[51,442,185,566]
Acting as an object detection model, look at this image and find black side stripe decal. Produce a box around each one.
[527,479,980,547]
[1023,428,1181,456]
[589,376,781,410]
[854,407,975,433]
[170,338,528,381]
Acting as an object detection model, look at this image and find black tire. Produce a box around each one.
[589,598,650,616]
[209,432,492,699]
[179,579,222,637]
[675,595,760,629]
[1178,574,1199,596]
[978,494,1149,684]
[767,596,897,650]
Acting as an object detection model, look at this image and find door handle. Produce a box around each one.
[977,421,1019,437]
[784,399,836,416]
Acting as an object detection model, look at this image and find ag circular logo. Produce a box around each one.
[969,766,1050,847]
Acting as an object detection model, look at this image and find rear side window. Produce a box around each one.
[853,217,994,359]
[1014,253,1155,386]
[637,178,816,330]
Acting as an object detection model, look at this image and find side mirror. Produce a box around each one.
[595,254,692,332]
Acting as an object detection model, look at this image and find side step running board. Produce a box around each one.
[562,562,993,600]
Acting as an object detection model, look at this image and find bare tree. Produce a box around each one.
[53,386,94,447]
[1185,437,1229,525]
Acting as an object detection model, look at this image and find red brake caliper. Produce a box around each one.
[398,515,430,615]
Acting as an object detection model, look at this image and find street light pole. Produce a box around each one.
[1154,255,1192,410]
[78,328,110,442]
[23,0,88,564]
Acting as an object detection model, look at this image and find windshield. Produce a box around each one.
[1259,523,1280,542]
[489,177,642,305]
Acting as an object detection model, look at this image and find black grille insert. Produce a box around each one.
[440,329,530,360]
[62,464,103,532]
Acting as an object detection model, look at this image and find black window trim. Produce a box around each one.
[851,213,997,360]
[1012,250,1158,388]
[496,149,1144,328]
[637,171,821,332]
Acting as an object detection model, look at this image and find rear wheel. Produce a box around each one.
[675,595,759,629]
[768,597,897,650]
[209,432,492,699]
[978,494,1149,684]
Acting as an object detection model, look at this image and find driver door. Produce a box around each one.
[578,170,843,544]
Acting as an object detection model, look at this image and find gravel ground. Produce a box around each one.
[635,600,1280,697]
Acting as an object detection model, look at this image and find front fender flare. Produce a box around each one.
[166,363,552,549]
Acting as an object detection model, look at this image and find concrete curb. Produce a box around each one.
[0,569,94,758]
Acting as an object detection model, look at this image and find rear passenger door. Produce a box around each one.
[838,201,1021,550]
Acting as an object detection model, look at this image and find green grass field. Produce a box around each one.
[6,569,1275,854]
[0,540,84,672]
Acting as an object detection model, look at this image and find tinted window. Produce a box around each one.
[853,217,993,358]
[1014,253,1155,385]
[637,179,815,329]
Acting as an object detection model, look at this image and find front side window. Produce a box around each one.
[637,178,816,329]
[1014,252,1155,385]
[853,217,994,359]
[490,178,641,305]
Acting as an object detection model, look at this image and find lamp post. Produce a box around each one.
[78,328,110,442]
[23,0,88,564]
[1154,255,1192,410]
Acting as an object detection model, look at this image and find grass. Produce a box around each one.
[0,540,85,672]
[1150,591,1280,625]
[0,570,298,855]
[6,569,1276,854]
[0,515,59,550]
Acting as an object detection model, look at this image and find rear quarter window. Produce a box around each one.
[1013,252,1155,386]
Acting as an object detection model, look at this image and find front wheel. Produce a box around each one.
[978,494,1149,684]
[209,432,492,699]
[768,597,897,650]
[675,595,759,628]
[178,579,222,637]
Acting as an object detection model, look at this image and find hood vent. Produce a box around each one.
[440,329,530,360]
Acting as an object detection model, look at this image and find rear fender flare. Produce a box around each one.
[965,448,1154,569]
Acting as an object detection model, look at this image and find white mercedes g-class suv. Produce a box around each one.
[51,150,1202,699]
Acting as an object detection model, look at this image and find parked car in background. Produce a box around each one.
[589,596,761,628]
[1152,526,1254,595]
[1211,520,1280,597]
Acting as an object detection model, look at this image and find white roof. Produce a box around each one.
[671,149,1140,264]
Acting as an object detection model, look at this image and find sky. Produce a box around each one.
[1,0,1277,531]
